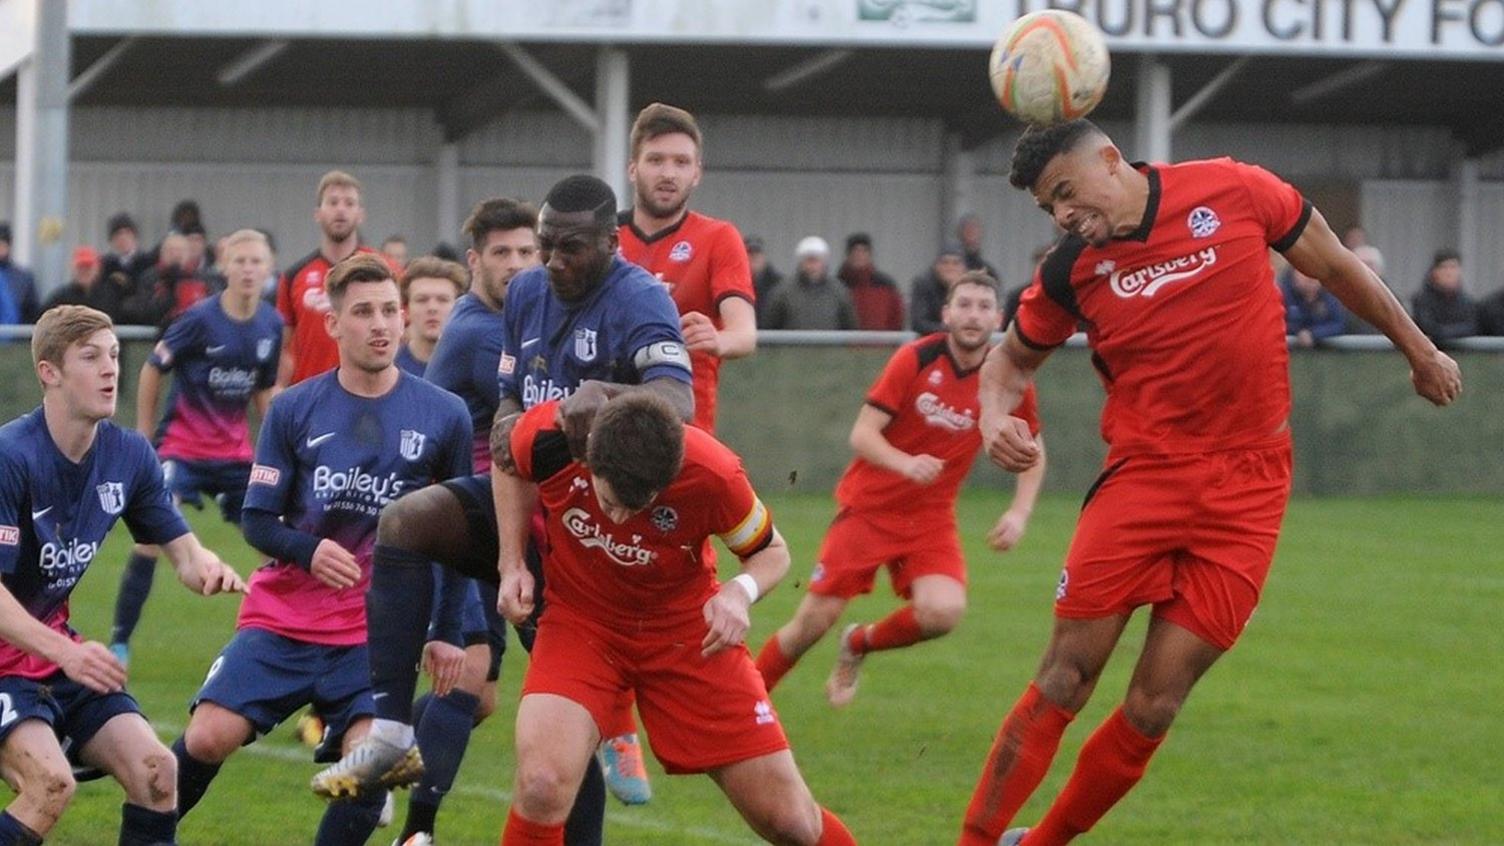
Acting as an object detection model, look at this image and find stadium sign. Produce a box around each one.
[66,0,1504,59]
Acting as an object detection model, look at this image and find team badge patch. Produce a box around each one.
[651,506,678,532]
[400,429,427,461]
[152,340,173,368]
[96,482,125,515]
[256,338,274,361]
[928,369,943,385]
[754,700,776,726]
[574,328,598,362]
[669,240,693,262]
[0,526,18,546]
[499,353,516,375]
[1187,206,1221,238]
[250,464,281,486]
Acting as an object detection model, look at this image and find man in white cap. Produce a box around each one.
[762,236,856,330]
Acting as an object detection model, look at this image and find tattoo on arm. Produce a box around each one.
[490,406,522,473]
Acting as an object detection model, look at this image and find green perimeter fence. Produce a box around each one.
[1,330,1498,497]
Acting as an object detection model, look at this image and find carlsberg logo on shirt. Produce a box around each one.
[562,507,656,567]
[312,464,408,505]
[1108,246,1219,299]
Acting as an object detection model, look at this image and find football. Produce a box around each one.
[988,10,1111,126]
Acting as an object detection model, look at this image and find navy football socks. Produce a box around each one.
[366,544,435,724]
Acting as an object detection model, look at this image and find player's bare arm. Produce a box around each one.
[556,377,693,459]
[1282,206,1461,406]
[0,582,126,694]
[159,532,246,596]
[849,403,945,485]
[274,330,295,391]
[980,329,1049,472]
[492,470,539,625]
[703,528,790,657]
[682,297,757,360]
[134,359,163,438]
[251,387,273,420]
[989,433,1047,552]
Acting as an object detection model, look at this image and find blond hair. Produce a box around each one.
[316,170,363,205]
[221,228,271,257]
[33,305,114,369]
[400,256,469,304]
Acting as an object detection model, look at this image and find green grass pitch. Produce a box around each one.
[29,492,1504,844]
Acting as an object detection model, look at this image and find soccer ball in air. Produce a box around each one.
[989,10,1111,126]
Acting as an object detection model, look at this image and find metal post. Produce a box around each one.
[1454,156,1479,287]
[436,141,461,247]
[941,131,975,246]
[593,46,630,207]
[1134,54,1172,163]
[13,0,69,297]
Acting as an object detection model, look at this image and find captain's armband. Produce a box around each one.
[633,341,691,373]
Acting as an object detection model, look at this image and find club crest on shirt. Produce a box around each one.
[96,481,125,515]
[574,328,598,362]
[651,505,678,532]
[1187,206,1221,238]
[669,241,693,263]
[399,429,426,461]
[927,369,943,386]
[256,337,274,361]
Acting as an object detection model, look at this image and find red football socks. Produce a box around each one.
[848,605,924,654]
[1025,707,1165,845]
[755,635,799,692]
[501,807,563,846]
[817,807,858,845]
[958,683,1075,846]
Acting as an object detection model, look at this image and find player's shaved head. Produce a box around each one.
[588,394,685,512]
[540,174,617,230]
[1009,119,1111,191]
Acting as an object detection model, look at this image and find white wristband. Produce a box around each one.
[730,573,760,604]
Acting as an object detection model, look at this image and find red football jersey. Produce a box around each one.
[1014,158,1308,459]
[618,210,754,432]
[511,401,775,636]
[835,334,1041,517]
[276,245,386,385]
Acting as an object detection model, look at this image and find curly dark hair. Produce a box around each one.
[1009,120,1106,191]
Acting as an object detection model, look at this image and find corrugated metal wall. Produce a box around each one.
[1,106,1500,304]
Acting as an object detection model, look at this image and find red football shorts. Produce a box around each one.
[521,608,789,774]
[810,507,966,600]
[1056,442,1293,650]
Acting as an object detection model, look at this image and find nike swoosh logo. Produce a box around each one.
[520,338,540,350]
[306,432,336,448]
[31,506,52,521]
[206,345,228,354]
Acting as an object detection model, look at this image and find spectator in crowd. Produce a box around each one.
[746,236,782,321]
[956,213,999,278]
[148,199,211,267]
[101,212,153,291]
[762,236,856,330]
[1281,267,1347,347]
[430,241,462,262]
[838,232,904,330]
[43,246,127,320]
[910,242,967,334]
[125,231,222,329]
[180,223,226,291]
[382,235,409,269]
[0,222,40,324]
[1477,285,1504,336]
[1411,249,1479,342]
